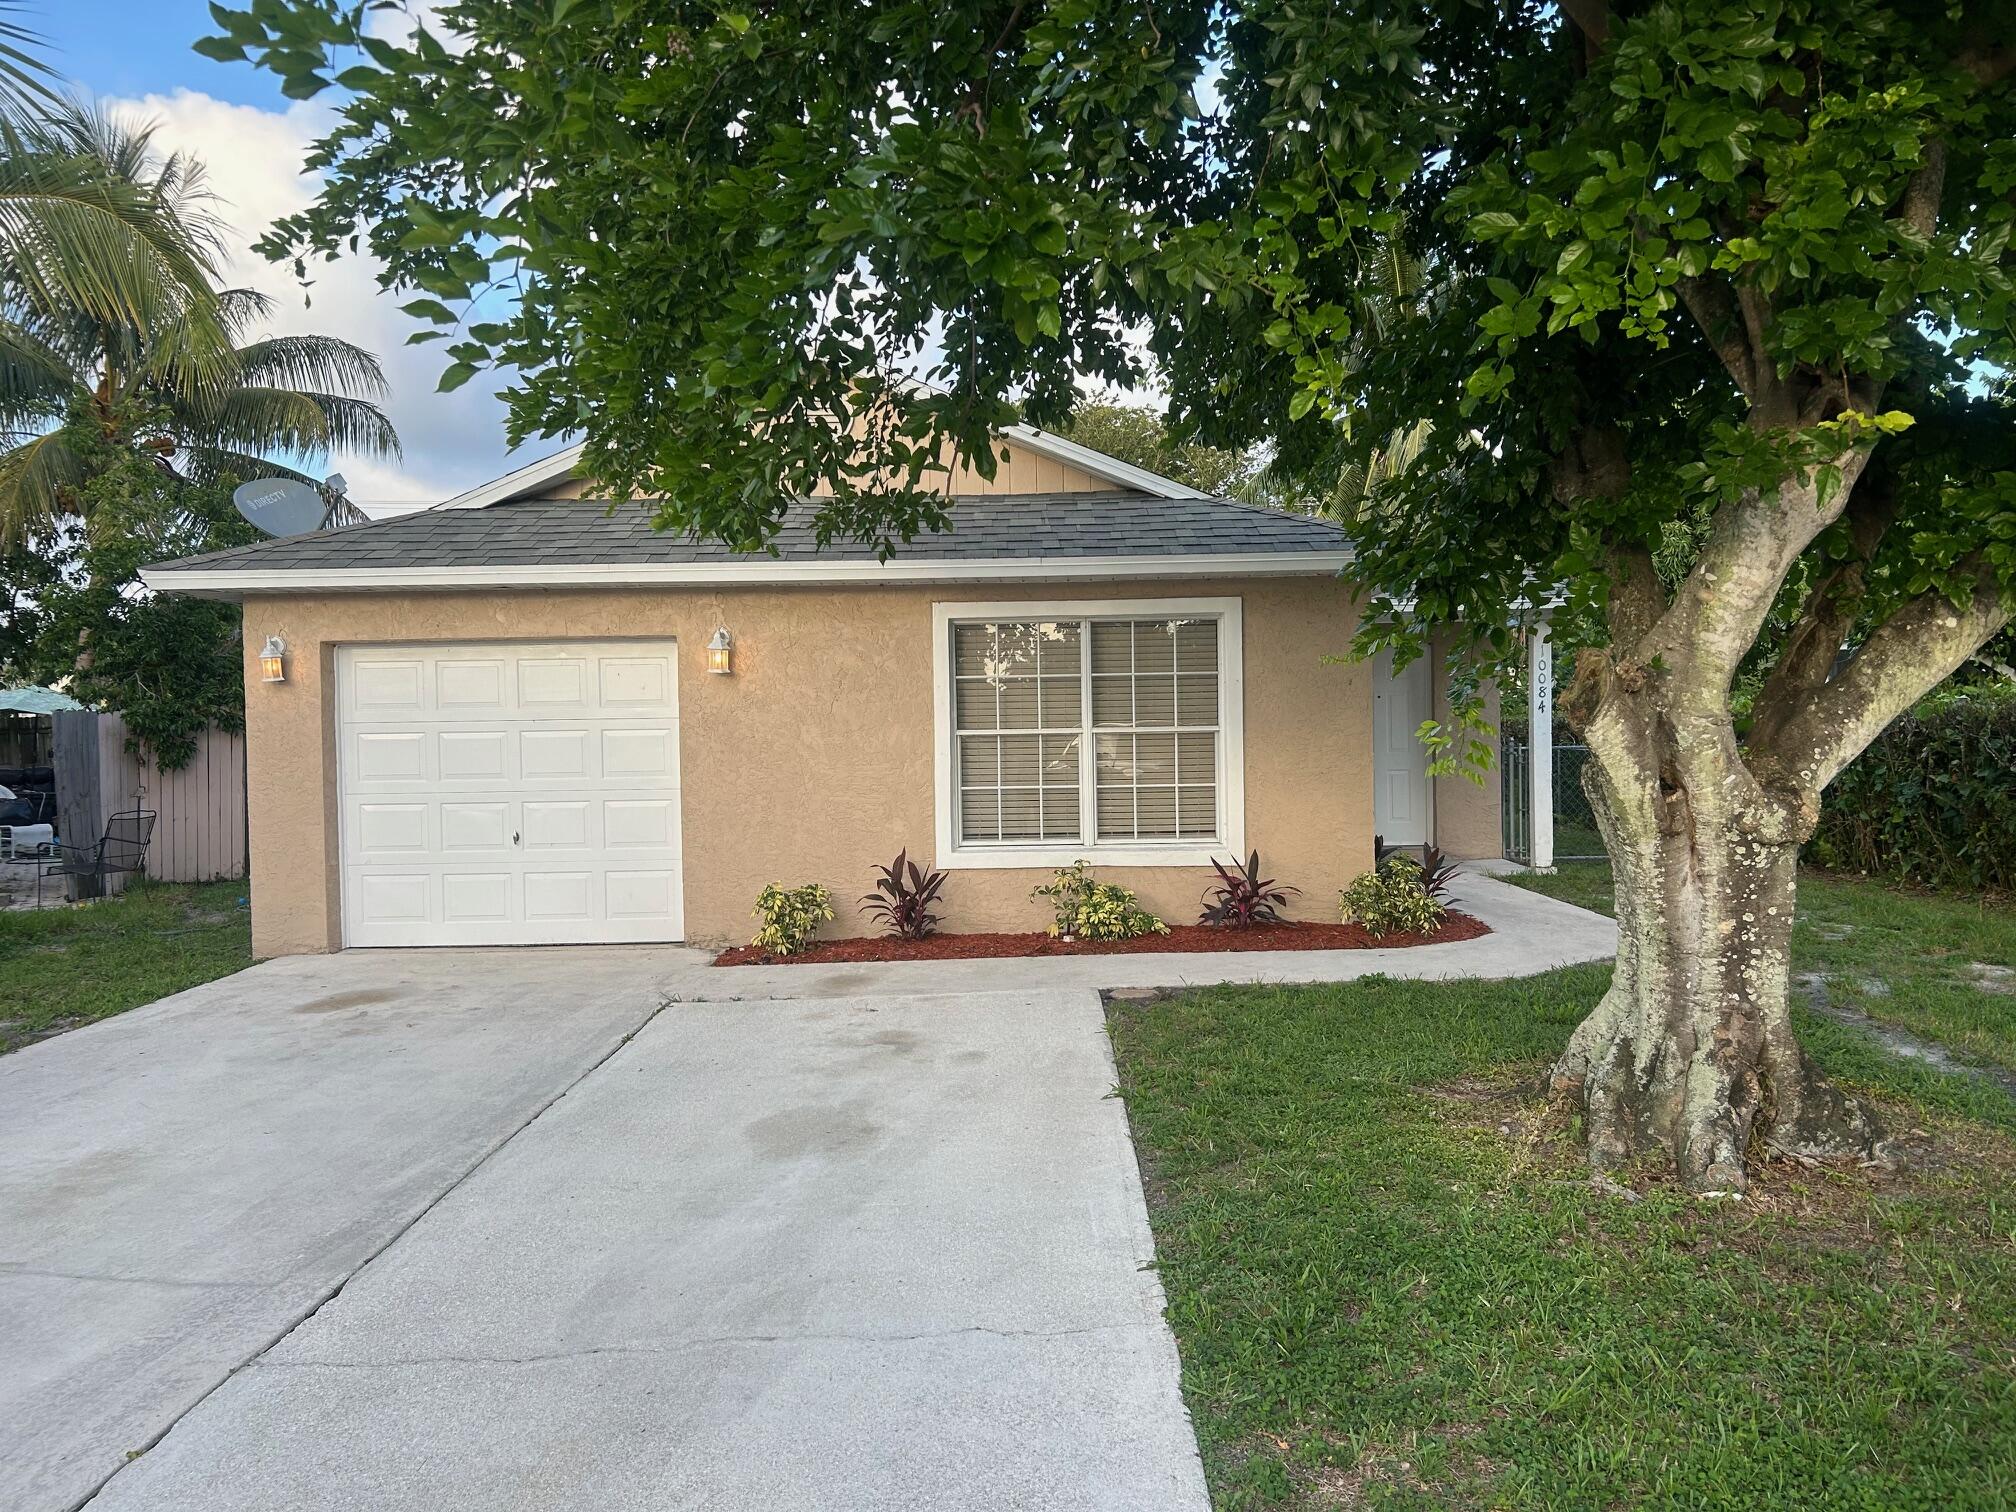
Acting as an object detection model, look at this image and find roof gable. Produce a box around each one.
[437,419,1211,512]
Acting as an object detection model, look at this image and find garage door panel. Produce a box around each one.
[354,872,430,925]
[440,803,511,851]
[520,728,591,779]
[522,800,591,851]
[350,659,424,713]
[437,658,508,709]
[599,656,673,708]
[338,641,683,947]
[354,731,427,783]
[606,870,677,919]
[438,729,509,781]
[519,658,589,708]
[602,727,674,778]
[442,873,511,922]
[604,799,676,849]
[357,803,429,856]
[524,871,594,921]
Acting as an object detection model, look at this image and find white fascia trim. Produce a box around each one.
[433,443,587,511]
[930,594,1246,872]
[140,550,1354,597]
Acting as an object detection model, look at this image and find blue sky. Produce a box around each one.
[35,1,526,507]
[39,3,281,109]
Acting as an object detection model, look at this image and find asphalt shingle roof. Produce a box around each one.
[149,492,1351,574]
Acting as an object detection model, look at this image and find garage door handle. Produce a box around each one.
[512,831,521,846]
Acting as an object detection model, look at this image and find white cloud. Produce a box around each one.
[104,88,525,507]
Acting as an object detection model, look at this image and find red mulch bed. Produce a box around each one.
[713,912,1489,966]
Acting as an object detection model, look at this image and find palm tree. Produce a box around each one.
[0,104,398,540]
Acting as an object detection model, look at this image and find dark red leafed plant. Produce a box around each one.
[1199,850,1300,928]
[861,849,949,939]
[1418,844,1461,902]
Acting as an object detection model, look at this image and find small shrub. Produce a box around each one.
[1339,855,1447,938]
[1418,844,1461,902]
[1808,684,2016,891]
[1031,860,1170,941]
[1200,850,1299,928]
[751,881,834,957]
[860,849,948,939]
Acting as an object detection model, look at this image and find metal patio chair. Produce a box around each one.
[38,808,156,904]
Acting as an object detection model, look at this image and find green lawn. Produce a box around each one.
[1504,862,2016,1080]
[0,878,253,1053]
[1111,881,2016,1508]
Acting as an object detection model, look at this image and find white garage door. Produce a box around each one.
[336,641,683,947]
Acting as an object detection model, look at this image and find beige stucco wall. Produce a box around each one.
[1428,632,1504,861]
[241,577,1377,957]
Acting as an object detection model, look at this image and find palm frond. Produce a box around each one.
[176,386,401,464]
[0,102,229,364]
[0,426,83,544]
[0,315,79,425]
[230,334,389,400]
[0,4,60,121]
[213,286,277,339]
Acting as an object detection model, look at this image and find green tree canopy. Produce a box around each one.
[207,0,2016,1190]
[1050,399,1257,497]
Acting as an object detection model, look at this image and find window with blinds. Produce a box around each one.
[951,616,1223,848]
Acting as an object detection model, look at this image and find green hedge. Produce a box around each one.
[1807,687,2016,892]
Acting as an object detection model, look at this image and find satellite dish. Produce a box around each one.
[233,478,331,538]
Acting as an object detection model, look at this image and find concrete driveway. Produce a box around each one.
[1,953,1207,1511]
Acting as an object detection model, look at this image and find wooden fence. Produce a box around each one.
[50,711,247,889]
[0,711,51,767]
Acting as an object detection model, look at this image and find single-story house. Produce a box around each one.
[144,421,1500,957]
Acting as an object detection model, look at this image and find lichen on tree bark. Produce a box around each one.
[1547,697,1886,1192]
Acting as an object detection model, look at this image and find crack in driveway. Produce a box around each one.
[253,1320,1153,1371]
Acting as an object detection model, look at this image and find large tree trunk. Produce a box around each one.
[1546,688,1886,1194]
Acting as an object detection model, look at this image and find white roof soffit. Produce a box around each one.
[141,548,1355,598]
[431,419,1208,512]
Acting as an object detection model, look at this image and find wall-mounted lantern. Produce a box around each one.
[259,635,289,683]
[705,626,734,676]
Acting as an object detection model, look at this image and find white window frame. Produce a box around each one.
[931,596,1245,870]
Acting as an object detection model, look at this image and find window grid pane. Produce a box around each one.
[953,620,1089,846]
[1088,620,1221,843]
[954,616,1222,848]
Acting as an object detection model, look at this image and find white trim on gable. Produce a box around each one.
[996,422,1210,499]
[433,443,589,511]
[430,419,1208,512]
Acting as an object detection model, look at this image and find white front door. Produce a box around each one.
[336,641,683,947]
[1372,648,1432,848]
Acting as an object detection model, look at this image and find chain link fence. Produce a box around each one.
[1502,734,1607,863]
